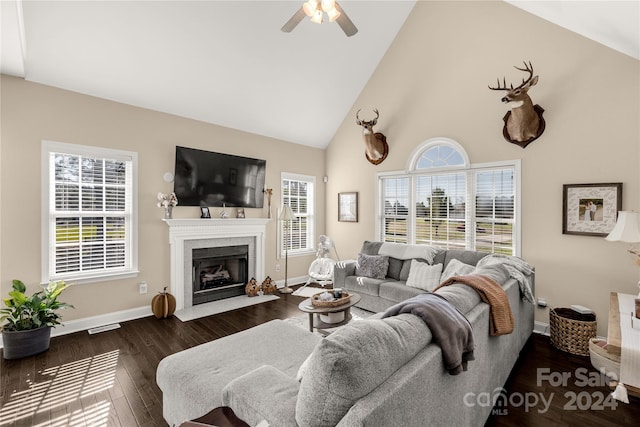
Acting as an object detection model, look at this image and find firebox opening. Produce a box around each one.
[192,245,248,305]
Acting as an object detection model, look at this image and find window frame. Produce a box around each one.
[41,140,139,285]
[280,172,316,258]
[376,138,521,256]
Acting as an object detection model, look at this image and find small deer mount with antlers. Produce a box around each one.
[489,61,546,148]
[356,109,388,165]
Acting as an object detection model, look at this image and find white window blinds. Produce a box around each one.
[42,141,138,283]
[281,173,315,255]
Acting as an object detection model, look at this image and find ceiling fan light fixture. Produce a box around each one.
[310,9,323,24]
[326,7,341,22]
[303,0,318,17]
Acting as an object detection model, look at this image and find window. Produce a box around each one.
[42,141,138,284]
[281,173,315,256]
[377,138,520,256]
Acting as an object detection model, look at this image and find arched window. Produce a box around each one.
[408,137,469,171]
[377,138,520,256]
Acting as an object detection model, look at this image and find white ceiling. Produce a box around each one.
[1,1,638,149]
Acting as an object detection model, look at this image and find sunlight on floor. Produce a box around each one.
[0,350,119,426]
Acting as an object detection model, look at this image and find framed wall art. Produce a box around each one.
[338,192,358,222]
[562,183,622,236]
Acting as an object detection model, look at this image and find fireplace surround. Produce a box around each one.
[164,218,270,311]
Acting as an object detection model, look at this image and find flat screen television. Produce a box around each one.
[173,146,266,208]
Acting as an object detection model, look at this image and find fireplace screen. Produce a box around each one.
[192,245,248,304]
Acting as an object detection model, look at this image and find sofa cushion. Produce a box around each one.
[440,258,475,282]
[344,275,386,296]
[379,281,426,303]
[386,257,404,280]
[295,314,431,427]
[443,250,487,268]
[473,263,510,286]
[355,253,389,279]
[406,260,443,291]
[361,240,383,255]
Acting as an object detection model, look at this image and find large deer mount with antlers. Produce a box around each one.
[489,61,546,148]
[356,109,388,165]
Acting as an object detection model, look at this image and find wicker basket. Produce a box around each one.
[588,338,620,379]
[311,291,351,308]
[550,308,597,356]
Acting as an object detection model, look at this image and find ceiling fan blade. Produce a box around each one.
[335,2,358,37]
[281,7,306,33]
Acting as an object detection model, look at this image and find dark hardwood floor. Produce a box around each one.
[1,286,638,426]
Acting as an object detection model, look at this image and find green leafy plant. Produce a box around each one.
[1,279,73,332]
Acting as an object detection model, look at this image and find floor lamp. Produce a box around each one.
[279,204,295,294]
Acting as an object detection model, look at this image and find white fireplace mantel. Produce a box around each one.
[164,218,271,310]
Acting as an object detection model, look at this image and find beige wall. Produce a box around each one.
[326,1,640,336]
[0,75,324,321]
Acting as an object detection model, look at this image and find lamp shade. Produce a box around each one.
[605,211,640,242]
[280,204,295,222]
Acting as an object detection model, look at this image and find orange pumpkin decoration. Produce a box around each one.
[152,287,176,319]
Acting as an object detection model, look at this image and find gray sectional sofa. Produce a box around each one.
[156,242,535,427]
[334,241,494,313]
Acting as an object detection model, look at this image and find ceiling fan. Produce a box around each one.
[281,0,358,37]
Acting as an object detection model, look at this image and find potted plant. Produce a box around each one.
[1,279,73,359]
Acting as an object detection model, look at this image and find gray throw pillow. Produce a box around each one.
[440,258,475,282]
[355,253,389,279]
[473,264,510,285]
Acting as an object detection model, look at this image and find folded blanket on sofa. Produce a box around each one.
[477,254,535,304]
[436,274,514,336]
[382,293,474,375]
[379,242,438,262]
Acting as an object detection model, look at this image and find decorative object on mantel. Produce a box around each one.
[488,61,545,148]
[261,276,277,295]
[157,192,178,219]
[200,206,211,218]
[264,188,273,218]
[236,208,245,218]
[245,278,260,297]
[220,203,229,219]
[562,183,622,237]
[605,210,640,296]
[151,287,176,319]
[356,109,388,165]
[279,204,295,294]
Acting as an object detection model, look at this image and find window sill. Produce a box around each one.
[44,270,140,286]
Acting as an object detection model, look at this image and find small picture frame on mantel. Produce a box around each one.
[200,206,211,219]
[562,183,622,236]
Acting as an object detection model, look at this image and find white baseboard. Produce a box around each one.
[534,321,549,336]
[275,275,309,288]
[0,305,152,349]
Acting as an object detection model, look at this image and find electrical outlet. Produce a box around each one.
[275,264,281,272]
[139,281,148,294]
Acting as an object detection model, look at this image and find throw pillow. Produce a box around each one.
[405,260,443,291]
[473,264,510,285]
[355,253,389,279]
[440,258,475,282]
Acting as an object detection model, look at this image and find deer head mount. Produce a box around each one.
[489,61,546,148]
[356,109,388,165]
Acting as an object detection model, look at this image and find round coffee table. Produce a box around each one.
[298,292,361,335]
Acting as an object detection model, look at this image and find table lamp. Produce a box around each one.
[606,210,640,297]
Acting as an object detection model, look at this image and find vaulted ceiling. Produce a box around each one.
[2,1,638,149]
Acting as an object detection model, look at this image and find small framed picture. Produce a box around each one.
[338,192,358,222]
[200,206,211,218]
[562,183,622,236]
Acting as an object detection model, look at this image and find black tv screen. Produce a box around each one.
[173,146,266,208]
